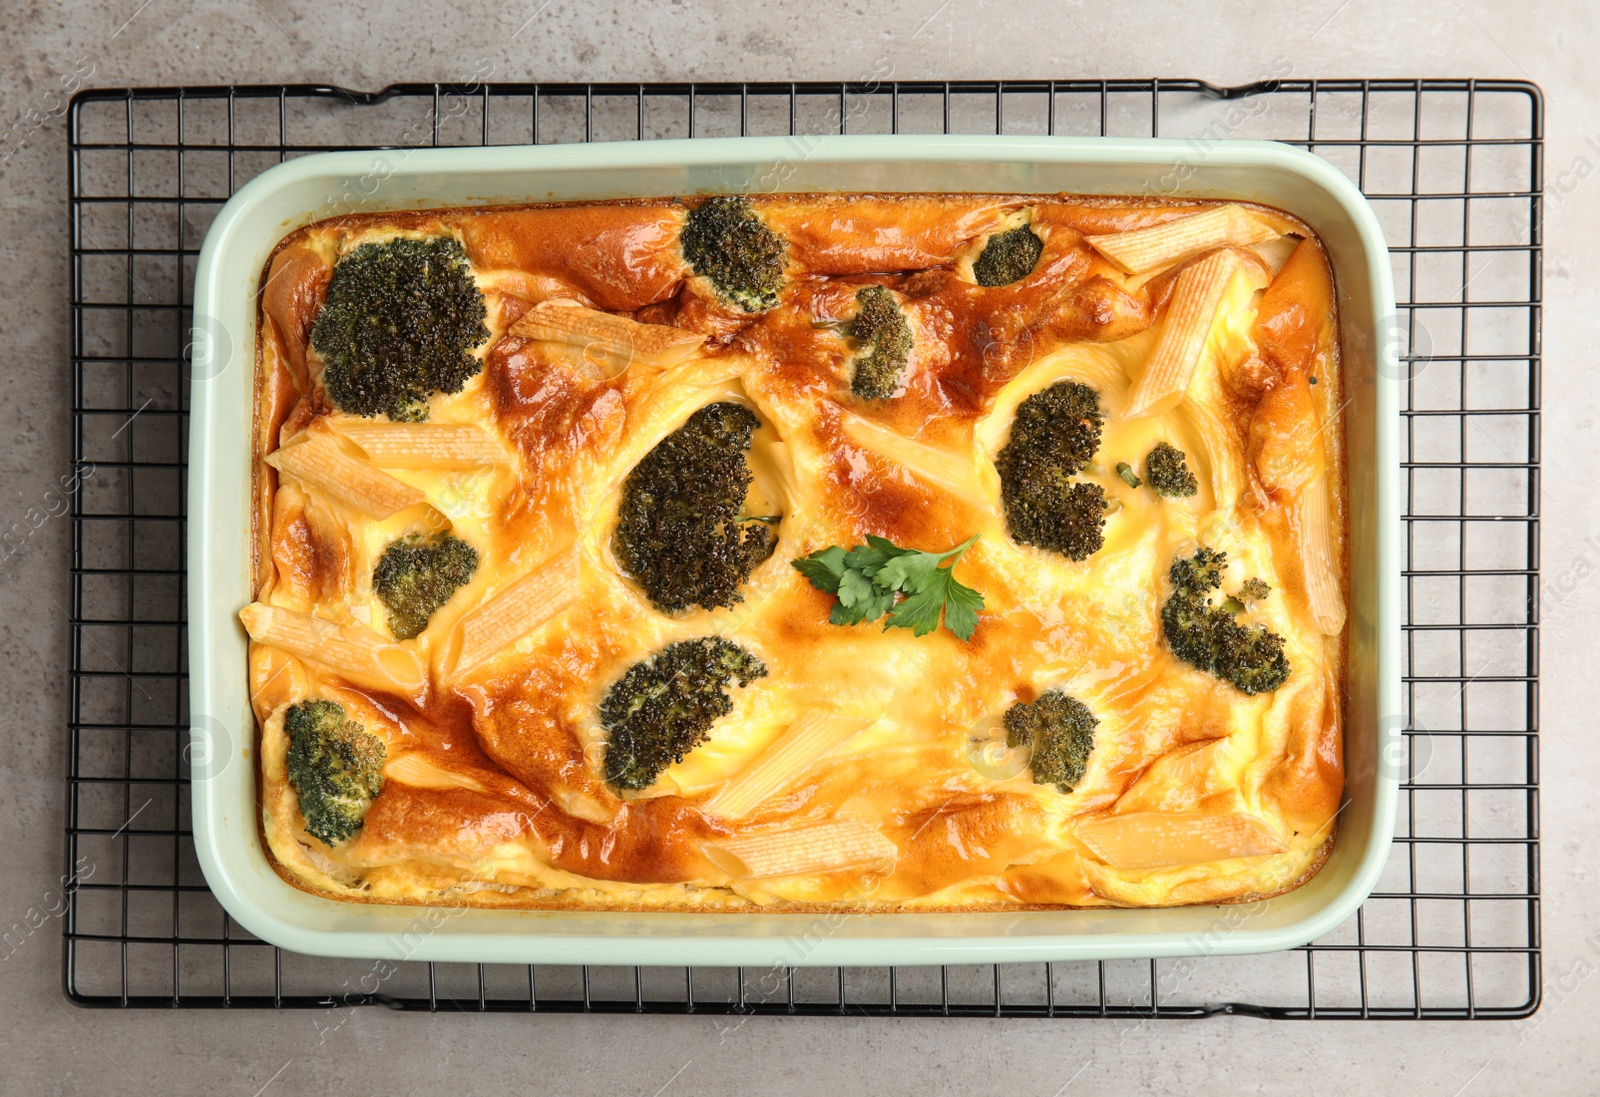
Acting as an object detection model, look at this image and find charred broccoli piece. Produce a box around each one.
[1240,577,1272,601]
[1004,689,1099,793]
[600,637,768,791]
[613,402,779,614]
[996,381,1108,561]
[284,699,385,846]
[972,224,1044,287]
[846,285,914,400]
[1144,441,1199,498]
[1161,547,1291,695]
[680,195,786,312]
[372,533,479,640]
[310,236,489,422]
[1005,380,1102,473]
[1010,480,1106,560]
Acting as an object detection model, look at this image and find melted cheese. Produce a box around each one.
[249,194,1346,911]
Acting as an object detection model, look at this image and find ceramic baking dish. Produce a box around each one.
[188,135,1399,966]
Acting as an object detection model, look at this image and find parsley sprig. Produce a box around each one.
[792,534,985,641]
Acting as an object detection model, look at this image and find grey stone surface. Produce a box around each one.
[0,1,1595,1093]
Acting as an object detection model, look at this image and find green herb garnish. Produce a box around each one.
[792,534,985,640]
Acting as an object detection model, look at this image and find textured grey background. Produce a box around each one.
[1,0,1595,1093]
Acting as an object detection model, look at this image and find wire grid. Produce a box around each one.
[64,79,1541,1018]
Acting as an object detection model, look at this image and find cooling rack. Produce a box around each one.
[64,79,1541,1018]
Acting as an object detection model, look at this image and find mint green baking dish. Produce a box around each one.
[188,135,1399,966]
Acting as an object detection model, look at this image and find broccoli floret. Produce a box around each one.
[1240,577,1272,601]
[1004,689,1099,792]
[996,381,1108,561]
[846,285,913,400]
[284,700,385,846]
[972,224,1044,287]
[680,195,786,312]
[600,637,768,791]
[372,533,479,640]
[613,402,779,614]
[310,236,489,422]
[1145,441,1199,498]
[1161,547,1291,695]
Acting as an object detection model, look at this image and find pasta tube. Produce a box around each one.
[702,712,877,820]
[702,819,897,880]
[240,602,426,695]
[452,544,580,676]
[264,434,425,519]
[840,414,987,507]
[384,753,491,793]
[1077,811,1286,871]
[1087,204,1280,275]
[330,421,507,470]
[510,298,706,371]
[1297,476,1346,636]
[1125,249,1269,419]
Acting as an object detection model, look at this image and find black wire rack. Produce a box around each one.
[64,79,1541,1018]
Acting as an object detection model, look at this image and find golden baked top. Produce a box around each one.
[244,192,1347,911]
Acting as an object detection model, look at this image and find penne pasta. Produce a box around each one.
[840,414,988,507]
[329,421,507,470]
[1186,377,1244,505]
[452,543,581,676]
[384,752,491,793]
[1077,811,1287,871]
[509,298,706,373]
[240,602,427,695]
[702,711,877,820]
[702,819,897,880]
[265,433,426,519]
[1087,204,1280,275]
[1297,475,1347,636]
[1125,249,1268,420]
[1111,739,1232,814]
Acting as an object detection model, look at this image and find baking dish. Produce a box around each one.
[188,134,1398,965]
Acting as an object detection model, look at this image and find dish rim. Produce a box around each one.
[188,133,1400,966]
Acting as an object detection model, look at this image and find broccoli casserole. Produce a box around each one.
[244,192,1347,911]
